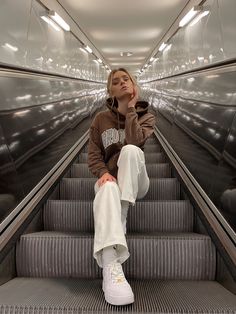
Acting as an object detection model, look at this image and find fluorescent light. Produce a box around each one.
[97,59,102,63]
[179,7,200,27]
[80,47,87,53]
[3,43,18,52]
[150,57,154,62]
[159,42,167,51]
[41,16,60,31]
[190,10,209,26]
[164,44,172,52]
[85,46,92,53]
[198,56,204,61]
[49,11,70,31]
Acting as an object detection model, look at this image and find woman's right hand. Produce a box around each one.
[98,172,117,187]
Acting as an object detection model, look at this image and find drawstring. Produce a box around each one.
[117,112,121,143]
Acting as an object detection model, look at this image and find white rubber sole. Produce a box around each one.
[104,291,134,306]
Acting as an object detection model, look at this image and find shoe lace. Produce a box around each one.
[109,263,125,284]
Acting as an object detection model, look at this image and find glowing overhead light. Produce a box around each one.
[97,59,102,63]
[164,44,172,52]
[179,6,200,27]
[79,47,87,53]
[190,10,210,26]
[85,46,92,53]
[48,11,70,31]
[120,51,133,57]
[150,57,154,62]
[198,56,204,61]
[159,42,167,52]
[41,15,60,31]
[3,43,18,52]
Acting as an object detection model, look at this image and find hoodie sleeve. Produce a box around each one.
[125,107,155,146]
[88,117,109,178]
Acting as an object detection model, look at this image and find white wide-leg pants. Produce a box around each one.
[93,144,150,267]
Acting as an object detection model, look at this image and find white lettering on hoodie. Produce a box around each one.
[101,128,125,149]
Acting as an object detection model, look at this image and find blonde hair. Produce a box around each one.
[107,68,137,97]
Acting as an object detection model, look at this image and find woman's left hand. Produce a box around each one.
[128,85,138,108]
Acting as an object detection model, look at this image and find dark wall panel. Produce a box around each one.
[0,71,106,224]
[143,65,236,231]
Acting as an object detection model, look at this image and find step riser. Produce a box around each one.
[70,164,171,178]
[16,236,215,280]
[44,201,193,233]
[77,153,167,163]
[59,179,180,200]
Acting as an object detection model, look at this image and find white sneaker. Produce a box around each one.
[102,262,134,306]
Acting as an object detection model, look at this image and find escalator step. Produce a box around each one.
[44,200,193,233]
[77,152,167,163]
[70,163,171,178]
[143,144,162,153]
[1,278,235,314]
[16,231,216,280]
[59,178,180,200]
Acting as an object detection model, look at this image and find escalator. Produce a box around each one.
[0,133,236,313]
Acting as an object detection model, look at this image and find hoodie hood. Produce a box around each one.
[106,97,150,117]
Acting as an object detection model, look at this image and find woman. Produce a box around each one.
[88,68,155,306]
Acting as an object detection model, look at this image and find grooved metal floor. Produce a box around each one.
[0,278,236,313]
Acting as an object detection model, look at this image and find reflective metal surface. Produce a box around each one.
[0,0,108,81]
[144,64,236,231]
[140,0,236,81]
[0,124,24,222]
[0,70,106,223]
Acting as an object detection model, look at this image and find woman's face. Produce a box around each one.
[110,71,134,99]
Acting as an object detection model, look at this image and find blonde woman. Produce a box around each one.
[88,68,155,305]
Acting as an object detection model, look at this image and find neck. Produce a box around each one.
[117,95,130,116]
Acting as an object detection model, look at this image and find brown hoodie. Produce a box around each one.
[88,98,155,178]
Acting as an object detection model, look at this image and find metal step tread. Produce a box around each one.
[59,178,180,200]
[44,199,193,232]
[77,152,167,163]
[17,230,213,239]
[0,278,235,313]
[16,231,215,280]
[70,163,171,178]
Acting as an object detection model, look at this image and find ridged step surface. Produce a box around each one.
[44,200,194,232]
[70,163,171,178]
[59,178,180,200]
[143,144,161,153]
[1,278,235,314]
[16,231,216,280]
[77,152,167,163]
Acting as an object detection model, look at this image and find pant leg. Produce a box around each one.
[93,181,130,268]
[117,144,150,204]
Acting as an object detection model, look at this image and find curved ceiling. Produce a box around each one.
[57,0,193,75]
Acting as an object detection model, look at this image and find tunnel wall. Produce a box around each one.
[0,70,106,223]
[142,64,236,232]
[0,0,108,82]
